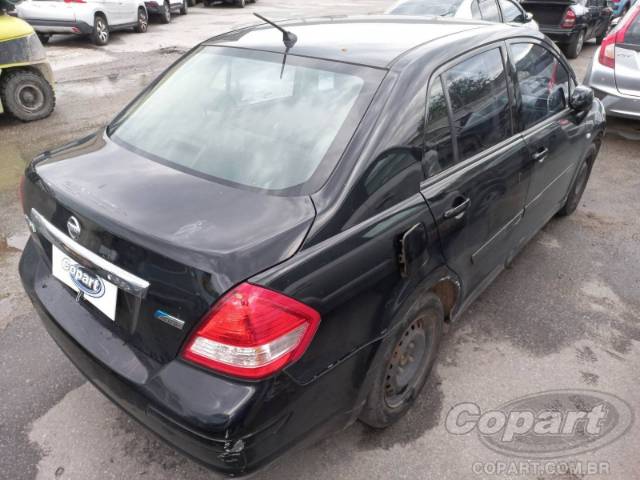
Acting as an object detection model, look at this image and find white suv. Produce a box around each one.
[16,0,149,45]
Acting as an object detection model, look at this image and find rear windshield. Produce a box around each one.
[624,9,640,45]
[109,47,383,194]
[388,0,463,16]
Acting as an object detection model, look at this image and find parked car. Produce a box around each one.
[203,0,256,7]
[585,0,640,118]
[0,8,55,121]
[144,0,187,24]
[19,15,605,477]
[16,0,148,46]
[386,0,539,29]
[521,0,613,58]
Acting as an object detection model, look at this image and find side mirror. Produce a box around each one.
[570,85,594,112]
[525,12,534,22]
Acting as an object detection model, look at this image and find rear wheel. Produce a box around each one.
[134,8,148,33]
[160,1,171,23]
[180,0,188,14]
[359,292,443,428]
[91,15,109,46]
[564,29,585,59]
[0,70,55,122]
[558,143,598,217]
[236,0,245,7]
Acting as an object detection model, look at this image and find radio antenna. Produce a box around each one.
[254,13,298,78]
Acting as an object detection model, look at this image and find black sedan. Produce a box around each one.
[19,15,605,477]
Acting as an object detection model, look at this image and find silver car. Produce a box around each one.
[386,0,539,29]
[585,2,640,119]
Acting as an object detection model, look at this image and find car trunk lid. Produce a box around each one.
[615,9,640,97]
[520,0,571,27]
[23,133,316,365]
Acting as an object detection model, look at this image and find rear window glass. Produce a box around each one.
[624,10,640,45]
[388,0,464,16]
[109,47,383,193]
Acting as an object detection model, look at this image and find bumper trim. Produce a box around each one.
[30,208,150,298]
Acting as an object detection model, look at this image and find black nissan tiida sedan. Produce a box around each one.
[19,15,605,476]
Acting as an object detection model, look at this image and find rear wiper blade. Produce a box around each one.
[253,13,298,78]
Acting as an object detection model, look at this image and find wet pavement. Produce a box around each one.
[1,3,640,480]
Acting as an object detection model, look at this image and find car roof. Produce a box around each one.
[204,15,506,69]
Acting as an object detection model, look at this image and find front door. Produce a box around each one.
[421,45,531,299]
[507,41,584,241]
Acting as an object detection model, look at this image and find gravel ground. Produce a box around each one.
[1,2,639,479]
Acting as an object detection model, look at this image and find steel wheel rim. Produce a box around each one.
[384,318,430,409]
[15,83,45,112]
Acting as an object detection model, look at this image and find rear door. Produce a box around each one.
[507,40,584,239]
[421,44,532,298]
[615,7,640,96]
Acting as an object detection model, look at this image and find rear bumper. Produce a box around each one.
[584,53,640,120]
[23,19,93,35]
[540,27,578,42]
[144,2,164,14]
[19,237,365,476]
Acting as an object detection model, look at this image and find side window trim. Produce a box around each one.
[505,37,576,134]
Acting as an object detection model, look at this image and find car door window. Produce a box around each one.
[499,0,524,22]
[509,43,570,130]
[444,48,512,161]
[424,77,455,177]
[477,0,502,21]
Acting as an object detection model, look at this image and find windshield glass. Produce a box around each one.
[109,47,383,193]
[387,0,463,16]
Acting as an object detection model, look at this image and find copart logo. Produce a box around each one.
[62,258,105,298]
[446,390,633,458]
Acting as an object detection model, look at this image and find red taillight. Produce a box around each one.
[598,7,640,69]
[182,283,320,379]
[561,9,576,28]
[599,34,617,68]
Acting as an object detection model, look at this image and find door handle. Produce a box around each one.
[532,147,549,163]
[443,197,471,219]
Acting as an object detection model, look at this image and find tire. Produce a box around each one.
[236,0,245,7]
[134,8,148,33]
[37,33,51,45]
[359,292,444,428]
[91,14,109,46]
[180,0,188,14]
[557,143,598,217]
[188,0,195,6]
[160,1,171,23]
[0,70,55,122]
[563,29,585,59]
